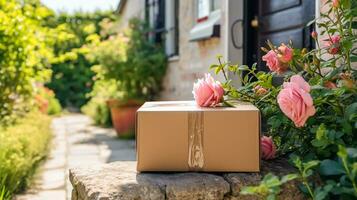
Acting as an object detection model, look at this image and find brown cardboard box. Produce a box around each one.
[136,101,260,172]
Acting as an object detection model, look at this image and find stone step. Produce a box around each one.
[69,159,304,200]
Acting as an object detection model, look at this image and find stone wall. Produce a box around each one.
[160,1,227,100]
[70,160,304,200]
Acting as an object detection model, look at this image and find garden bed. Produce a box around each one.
[0,112,52,200]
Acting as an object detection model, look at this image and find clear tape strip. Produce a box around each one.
[188,111,204,171]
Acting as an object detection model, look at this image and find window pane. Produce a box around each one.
[198,0,210,19]
[211,0,219,11]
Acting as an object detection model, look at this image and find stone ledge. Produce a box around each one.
[70,159,304,200]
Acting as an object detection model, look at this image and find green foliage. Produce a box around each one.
[45,11,117,108]
[81,79,117,127]
[209,0,357,199]
[0,0,56,124]
[241,173,298,200]
[0,112,52,200]
[35,86,62,115]
[87,18,167,102]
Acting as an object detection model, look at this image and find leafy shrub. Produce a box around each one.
[81,79,118,127]
[208,0,356,199]
[0,112,52,200]
[35,85,62,115]
[46,12,117,108]
[86,18,167,102]
[0,0,55,124]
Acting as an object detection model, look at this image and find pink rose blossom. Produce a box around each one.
[277,75,316,127]
[278,44,293,63]
[192,73,224,107]
[261,136,276,160]
[262,50,288,74]
[326,35,341,55]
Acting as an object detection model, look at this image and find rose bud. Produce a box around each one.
[339,72,355,89]
[333,0,339,8]
[326,35,341,55]
[254,85,268,96]
[192,73,224,107]
[262,50,288,74]
[278,44,293,63]
[261,136,276,160]
[311,31,318,39]
[324,81,337,89]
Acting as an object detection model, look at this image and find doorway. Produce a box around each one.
[244,0,316,71]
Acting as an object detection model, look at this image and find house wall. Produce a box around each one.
[117,0,145,30]
[160,1,228,100]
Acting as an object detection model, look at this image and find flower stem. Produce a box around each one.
[218,57,229,82]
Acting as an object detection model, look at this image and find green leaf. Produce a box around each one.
[337,145,348,159]
[311,139,328,148]
[319,159,345,176]
[347,148,357,158]
[267,194,277,200]
[303,160,320,172]
[209,64,219,69]
[316,124,326,140]
[281,174,298,184]
[345,103,357,121]
[238,65,249,71]
[314,187,327,200]
[351,55,357,62]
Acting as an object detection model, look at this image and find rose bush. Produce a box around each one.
[202,0,356,199]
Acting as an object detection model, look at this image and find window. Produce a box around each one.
[165,0,179,57]
[145,0,165,44]
[189,0,221,41]
[197,0,220,22]
[145,0,179,57]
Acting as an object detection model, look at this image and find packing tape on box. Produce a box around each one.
[188,111,204,171]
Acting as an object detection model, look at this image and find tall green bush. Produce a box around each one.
[46,12,117,108]
[87,18,167,102]
[0,0,55,124]
[0,112,52,200]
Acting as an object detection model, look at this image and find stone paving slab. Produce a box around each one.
[70,160,304,200]
[16,114,136,200]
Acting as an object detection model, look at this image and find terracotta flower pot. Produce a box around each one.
[107,99,142,138]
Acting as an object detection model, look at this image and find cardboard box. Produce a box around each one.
[136,101,260,172]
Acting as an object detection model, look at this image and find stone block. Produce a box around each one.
[70,159,303,200]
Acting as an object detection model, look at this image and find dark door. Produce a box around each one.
[244,0,315,71]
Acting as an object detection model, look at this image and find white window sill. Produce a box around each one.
[168,55,179,62]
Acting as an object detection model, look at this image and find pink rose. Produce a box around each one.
[261,136,276,160]
[262,50,288,74]
[192,73,224,107]
[277,75,316,127]
[326,35,341,55]
[254,85,268,96]
[278,44,293,63]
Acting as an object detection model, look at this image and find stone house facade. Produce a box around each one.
[117,0,327,100]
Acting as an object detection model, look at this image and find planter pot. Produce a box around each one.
[107,99,142,138]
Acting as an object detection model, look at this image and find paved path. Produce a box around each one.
[16,114,136,200]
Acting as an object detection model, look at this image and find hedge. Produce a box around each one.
[0,112,52,200]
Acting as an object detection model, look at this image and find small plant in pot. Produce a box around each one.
[87,18,167,137]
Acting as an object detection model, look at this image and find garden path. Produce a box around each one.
[16,114,136,200]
